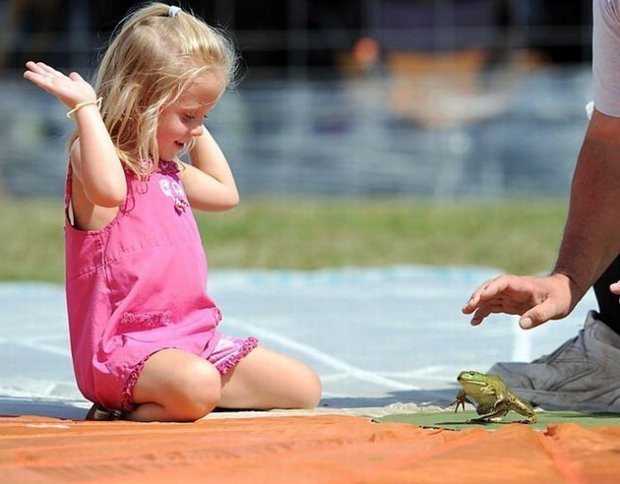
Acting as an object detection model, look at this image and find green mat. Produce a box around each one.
[375,410,620,431]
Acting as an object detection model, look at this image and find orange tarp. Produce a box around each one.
[3,414,620,483]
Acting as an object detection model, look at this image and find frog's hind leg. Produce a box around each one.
[511,400,537,424]
[514,408,537,424]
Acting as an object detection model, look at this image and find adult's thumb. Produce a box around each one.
[519,301,556,329]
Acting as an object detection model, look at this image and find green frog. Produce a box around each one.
[452,370,537,424]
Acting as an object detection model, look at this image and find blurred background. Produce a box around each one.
[0,0,602,407]
[0,0,592,199]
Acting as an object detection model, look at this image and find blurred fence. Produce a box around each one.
[0,64,590,199]
[0,0,592,199]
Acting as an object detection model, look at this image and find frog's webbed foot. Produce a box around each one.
[516,414,537,424]
[468,415,503,424]
[451,391,474,413]
[467,416,492,424]
[468,407,509,424]
[509,399,537,424]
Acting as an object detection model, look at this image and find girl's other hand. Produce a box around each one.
[23,61,97,110]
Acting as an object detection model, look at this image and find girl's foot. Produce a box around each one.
[85,403,124,421]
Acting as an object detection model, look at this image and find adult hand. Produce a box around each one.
[23,61,97,110]
[461,273,578,329]
[610,280,620,295]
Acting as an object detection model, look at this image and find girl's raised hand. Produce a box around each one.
[23,61,97,110]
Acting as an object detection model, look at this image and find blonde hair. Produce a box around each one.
[70,2,238,175]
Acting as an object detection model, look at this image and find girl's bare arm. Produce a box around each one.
[179,129,239,211]
[23,61,126,206]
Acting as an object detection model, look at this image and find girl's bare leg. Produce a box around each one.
[218,347,322,410]
[126,346,321,422]
[129,348,222,422]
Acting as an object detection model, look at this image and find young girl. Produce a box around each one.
[23,3,321,422]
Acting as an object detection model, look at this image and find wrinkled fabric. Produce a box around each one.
[489,311,620,411]
[3,415,620,483]
[64,160,257,412]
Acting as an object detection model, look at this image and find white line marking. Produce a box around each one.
[225,318,419,391]
[10,339,72,357]
[26,424,71,429]
[512,314,532,361]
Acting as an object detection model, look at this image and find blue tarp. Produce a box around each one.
[0,266,594,418]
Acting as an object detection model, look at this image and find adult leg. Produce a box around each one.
[128,348,222,422]
[218,347,322,410]
[488,256,620,410]
[593,253,620,333]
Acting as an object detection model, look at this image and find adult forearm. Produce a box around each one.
[553,110,620,299]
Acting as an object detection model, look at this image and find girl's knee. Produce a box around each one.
[306,369,323,408]
[295,367,322,409]
[171,361,222,420]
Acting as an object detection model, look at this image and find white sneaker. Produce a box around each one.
[489,310,620,411]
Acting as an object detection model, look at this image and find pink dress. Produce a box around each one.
[64,160,258,412]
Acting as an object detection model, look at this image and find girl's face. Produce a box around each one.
[156,72,225,161]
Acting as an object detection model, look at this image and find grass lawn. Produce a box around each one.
[0,197,568,283]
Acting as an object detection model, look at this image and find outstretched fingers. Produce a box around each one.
[468,297,527,326]
[463,273,573,329]
[462,274,544,326]
[462,276,514,315]
[23,61,97,109]
[24,61,66,89]
[68,71,85,82]
[470,299,553,329]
